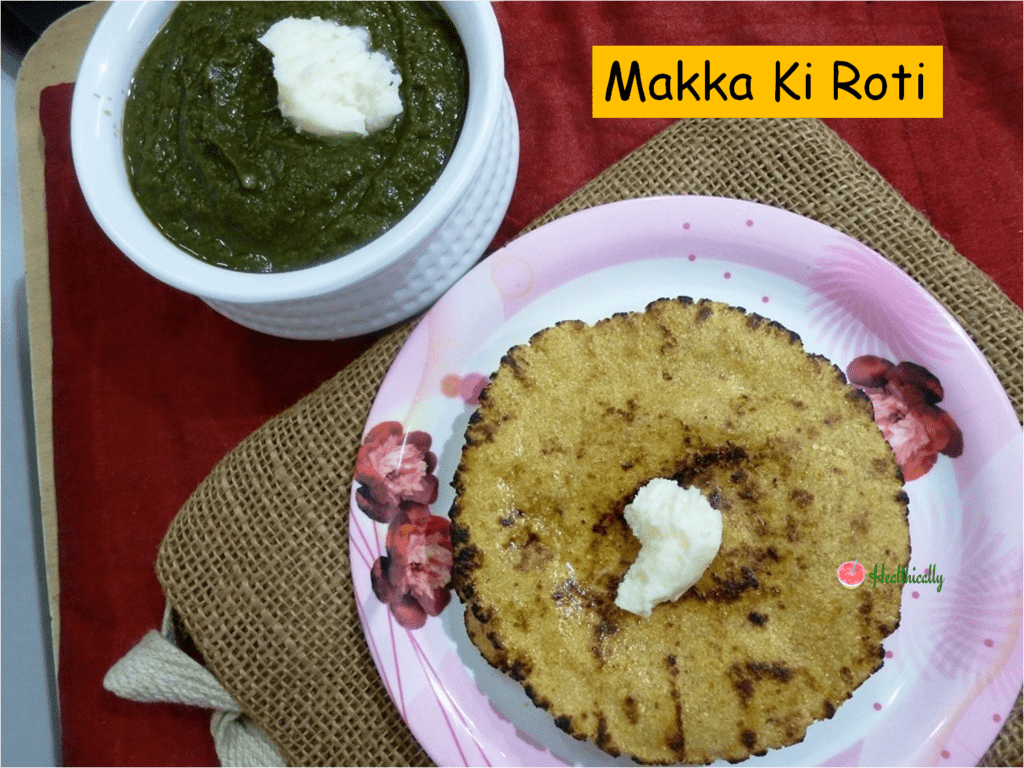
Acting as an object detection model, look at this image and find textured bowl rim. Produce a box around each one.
[71,0,505,304]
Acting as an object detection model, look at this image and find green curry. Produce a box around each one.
[122,2,468,273]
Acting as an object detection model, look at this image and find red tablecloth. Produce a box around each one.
[46,2,1020,765]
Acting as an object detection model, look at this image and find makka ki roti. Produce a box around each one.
[449,297,910,765]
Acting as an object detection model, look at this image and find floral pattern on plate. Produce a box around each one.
[354,421,453,629]
[847,356,964,481]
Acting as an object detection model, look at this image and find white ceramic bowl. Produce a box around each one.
[72,1,519,339]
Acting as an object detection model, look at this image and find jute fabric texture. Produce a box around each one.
[156,117,1023,767]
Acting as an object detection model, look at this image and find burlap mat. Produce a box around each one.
[156,118,1023,767]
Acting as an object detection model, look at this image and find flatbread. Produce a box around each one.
[449,297,910,764]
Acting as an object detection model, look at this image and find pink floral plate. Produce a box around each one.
[349,196,1022,767]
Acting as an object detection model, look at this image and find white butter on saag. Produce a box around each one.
[258,17,403,137]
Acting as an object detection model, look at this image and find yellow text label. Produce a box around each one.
[593,46,943,118]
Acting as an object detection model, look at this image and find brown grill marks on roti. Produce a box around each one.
[730,660,794,706]
[748,611,769,626]
[448,297,910,764]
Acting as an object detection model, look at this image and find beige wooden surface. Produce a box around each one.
[15,0,110,675]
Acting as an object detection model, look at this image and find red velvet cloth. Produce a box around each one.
[44,3,1020,765]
